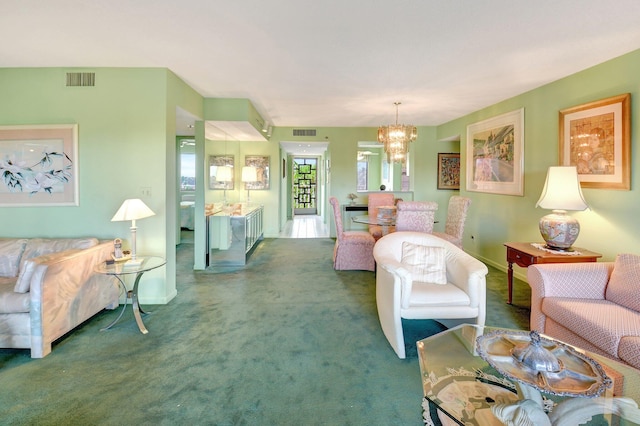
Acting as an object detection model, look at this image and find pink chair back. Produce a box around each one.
[367,193,395,219]
[329,197,344,240]
[395,201,438,232]
[444,196,471,239]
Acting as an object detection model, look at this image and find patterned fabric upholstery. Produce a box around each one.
[367,193,395,240]
[395,201,438,233]
[606,253,640,312]
[432,196,471,248]
[528,261,640,370]
[329,197,375,271]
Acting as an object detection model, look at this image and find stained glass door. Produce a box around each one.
[293,158,318,215]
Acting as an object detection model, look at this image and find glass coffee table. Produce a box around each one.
[417,324,640,425]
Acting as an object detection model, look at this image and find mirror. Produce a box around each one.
[357,141,408,192]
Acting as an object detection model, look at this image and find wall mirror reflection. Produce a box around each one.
[357,141,409,192]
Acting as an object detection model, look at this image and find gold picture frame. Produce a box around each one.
[559,93,631,190]
[437,153,460,190]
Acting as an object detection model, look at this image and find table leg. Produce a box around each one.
[507,261,514,305]
[101,276,128,331]
[131,271,150,334]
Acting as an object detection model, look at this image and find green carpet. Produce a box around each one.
[0,237,530,425]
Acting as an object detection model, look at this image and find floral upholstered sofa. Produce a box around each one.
[0,238,119,358]
[528,254,640,370]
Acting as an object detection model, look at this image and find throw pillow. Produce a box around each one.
[605,253,640,312]
[401,242,447,284]
[0,239,28,278]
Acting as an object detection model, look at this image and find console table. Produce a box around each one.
[504,242,601,304]
[209,204,263,266]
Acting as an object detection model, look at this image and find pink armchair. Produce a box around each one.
[329,197,375,271]
[528,258,640,370]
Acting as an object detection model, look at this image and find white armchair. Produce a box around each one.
[373,232,488,358]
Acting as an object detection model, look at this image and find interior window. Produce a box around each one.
[180,153,196,191]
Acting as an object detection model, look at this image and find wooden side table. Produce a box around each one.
[503,242,602,304]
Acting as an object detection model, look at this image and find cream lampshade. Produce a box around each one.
[216,165,233,204]
[535,166,588,250]
[111,198,155,267]
[241,166,258,202]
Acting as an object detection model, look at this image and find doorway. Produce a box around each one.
[292,157,319,215]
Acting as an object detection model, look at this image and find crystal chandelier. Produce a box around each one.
[377,102,417,163]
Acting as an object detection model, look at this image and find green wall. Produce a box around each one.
[435,48,640,280]
[0,67,203,304]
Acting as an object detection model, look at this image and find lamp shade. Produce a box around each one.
[111,198,155,222]
[536,166,588,211]
[216,165,233,182]
[536,166,588,250]
[241,166,258,183]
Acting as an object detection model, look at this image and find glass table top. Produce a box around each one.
[417,324,640,426]
[94,255,166,275]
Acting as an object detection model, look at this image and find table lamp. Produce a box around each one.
[216,165,233,204]
[111,198,155,267]
[535,166,588,250]
[241,166,258,202]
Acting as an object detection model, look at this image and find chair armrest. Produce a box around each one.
[377,257,413,309]
[444,249,489,308]
[528,262,613,300]
[528,261,613,333]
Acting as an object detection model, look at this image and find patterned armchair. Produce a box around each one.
[367,193,396,240]
[395,201,438,233]
[528,256,640,370]
[329,197,375,271]
[432,196,471,248]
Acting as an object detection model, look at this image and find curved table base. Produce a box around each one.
[100,272,151,334]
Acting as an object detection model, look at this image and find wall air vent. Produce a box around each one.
[66,72,95,87]
[293,129,316,137]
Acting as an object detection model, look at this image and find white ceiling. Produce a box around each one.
[3,1,640,138]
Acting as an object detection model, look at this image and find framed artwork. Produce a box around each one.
[245,155,269,190]
[0,124,78,206]
[437,153,460,190]
[466,108,524,196]
[559,93,631,190]
[209,155,234,190]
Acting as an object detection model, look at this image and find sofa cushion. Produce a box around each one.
[0,239,28,278]
[14,238,98,293]
[542,297,640,358]
[0,279,30,313]
[401,242,446,284]
[605,253,640,312]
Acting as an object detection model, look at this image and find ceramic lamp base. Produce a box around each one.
[538,210,580,250]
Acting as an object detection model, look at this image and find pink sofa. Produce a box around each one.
[0,238,119,358]
[528,255,640,370]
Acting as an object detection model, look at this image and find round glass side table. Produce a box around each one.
[94,256,166,334]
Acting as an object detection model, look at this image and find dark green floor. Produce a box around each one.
[0,237,530,425]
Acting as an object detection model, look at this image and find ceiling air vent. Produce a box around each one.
[293,129,316,137]
[66,72,95,87]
